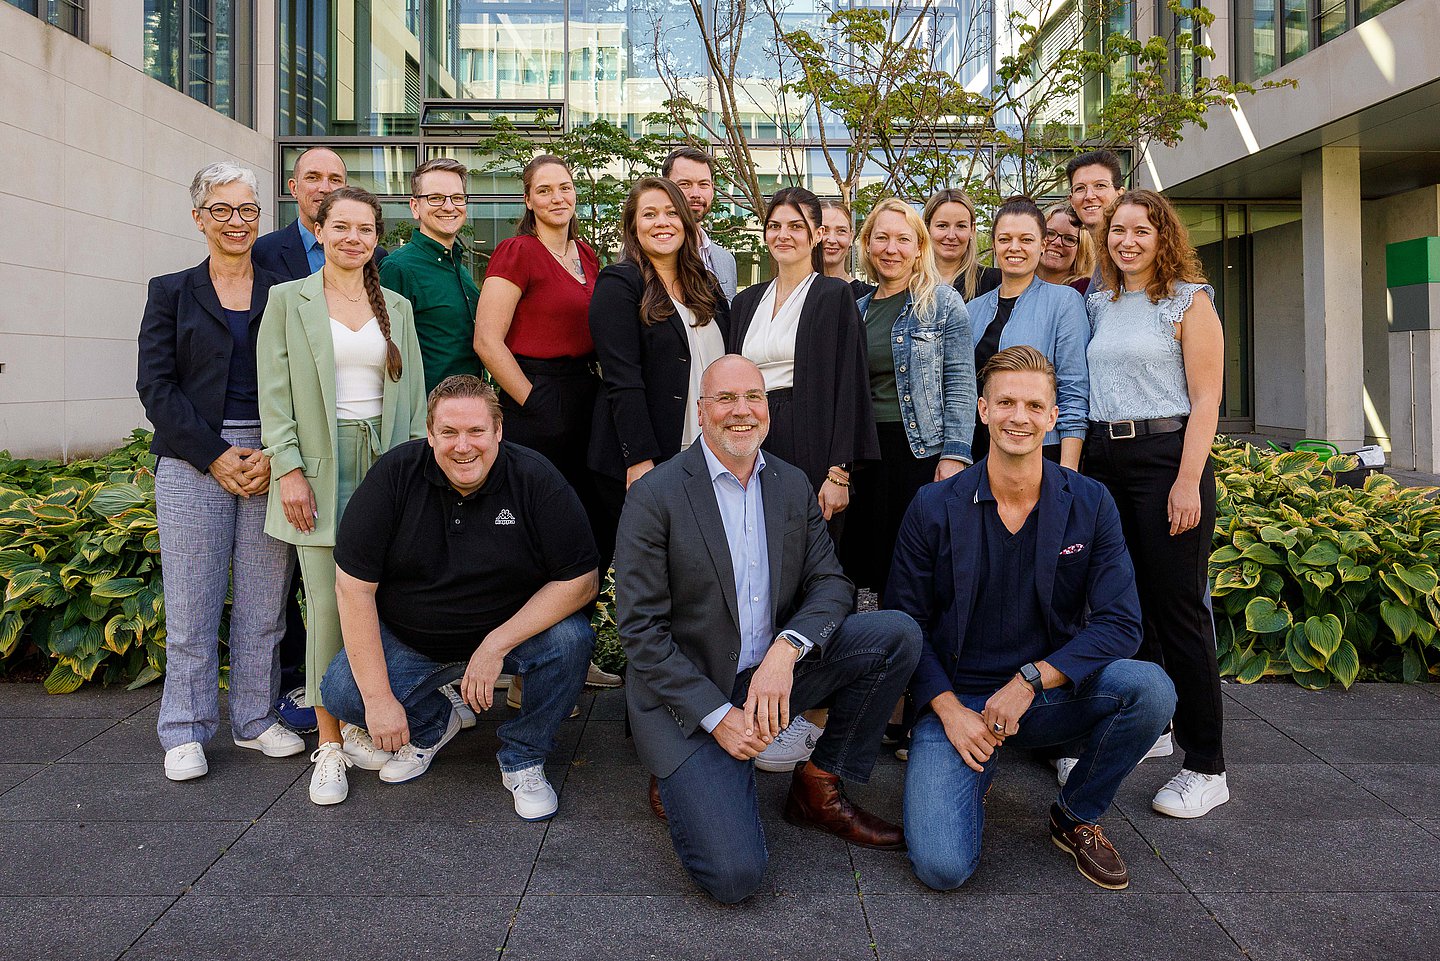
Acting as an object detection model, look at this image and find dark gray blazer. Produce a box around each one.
[614,441,854,778]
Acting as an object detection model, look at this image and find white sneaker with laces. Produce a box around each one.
[378,710,462,784]
[441,683,477,728]
[1145,731,1175,760]
[341,724,392,770]
[585,661,623,688]
[233,721,306,757]
[309,741,352,805]
[754,717,824,772]
[164,741,208,781]
[1054,756,1079,787]
[502,763,558,820]
[1152,769,1230,818]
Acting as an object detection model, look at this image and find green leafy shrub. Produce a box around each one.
[591,568,625,675]
[1210,439,1440,689]
[0,431,168,692]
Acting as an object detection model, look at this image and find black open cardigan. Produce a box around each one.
[727,273,880,491]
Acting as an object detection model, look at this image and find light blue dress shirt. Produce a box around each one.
[696,437,813,732]
[297,221,325,274]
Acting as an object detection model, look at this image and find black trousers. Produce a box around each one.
[764,388,844,544]
[840,421,938,595]
[501,356,614,565]
[1083,428,1225,775]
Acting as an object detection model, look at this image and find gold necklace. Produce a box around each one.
[324,280,364,303]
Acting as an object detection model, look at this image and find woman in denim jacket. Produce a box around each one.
[966,196,1090,468]
[841,198,975,598]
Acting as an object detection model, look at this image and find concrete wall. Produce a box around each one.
[1251,219,1307,435]
[0,3,274,459]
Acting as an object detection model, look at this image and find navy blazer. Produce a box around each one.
[136,259,286,472]
[587,260,731,481]
[252,219,387,282]
[885,458,1142,708]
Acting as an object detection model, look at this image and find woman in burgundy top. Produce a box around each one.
[474,154,610,559]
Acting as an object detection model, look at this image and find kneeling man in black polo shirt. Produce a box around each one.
[320,375,599,819]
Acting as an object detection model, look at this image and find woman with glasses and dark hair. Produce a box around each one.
[588,178,729,520]
[1077,188,1229,819]
[1036,202,1096,294]
[729,186,878,532]
[923,188,1001,302]
[138,162,304,784]
[966,196,1090,469]
[259,185,428,806]
[473,154,611,558]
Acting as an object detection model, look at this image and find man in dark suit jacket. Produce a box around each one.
[252,146,386,282]
[887,346,1175,893]
[615,354,920,904]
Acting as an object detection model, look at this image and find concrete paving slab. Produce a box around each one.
[1112,762,1402,821]
[1334,763,1440,817]
[192,818,547,897]
[0,896,171,961]
[569,719,641,764]
[122,895,517,961]
[0,762,43,796]
[0,760,302,822]
[1130,817,1440,893]
[0,820,248,895]
[1268,718,1440,764]
[587,688,628,719]
[1218,717,1323,763]
[557,760,653,820]
[866,893,1244,960]
[1199,891,1440,961]
[0,716,116,763]
[1223,682,1440,720]
[852,817,1183,895]
[503,893,877,961]
[55,715,268,766]
[0,682,159,718]
[528,818,857,896]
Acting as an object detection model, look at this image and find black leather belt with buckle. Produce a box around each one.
[1089,417,1188,440]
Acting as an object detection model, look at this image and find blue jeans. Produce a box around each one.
[904,659,1175,891]
[658,609,921,904]
[320,611,593,772]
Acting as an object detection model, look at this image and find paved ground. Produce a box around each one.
[2,681,1439,961]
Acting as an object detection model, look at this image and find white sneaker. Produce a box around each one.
[1054,756,1079,787]
[754,717,824,773]
[341,724,392,771]
[1152,769,1230,818]
[585,661,623,688]
[233,721,306,758]
[378,710,462,784]
[164,742,208,781]
[308,742,352,805]
[1145,731,1175,760]
[441,684,477,729]
[502,763,558,820]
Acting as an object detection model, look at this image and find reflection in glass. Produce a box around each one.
[1358,0,1405,23]
[428,1,566,102]
[1314,0,1349,44]
[1282,0,1309,62]
[279,145,419,196]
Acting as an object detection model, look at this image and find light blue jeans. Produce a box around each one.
[904,659,1175,891]
[320,612,594,771]
[155,425,294,749]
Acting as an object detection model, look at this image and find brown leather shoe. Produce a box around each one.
[1050,815,1129,889]
[648,774,667,823]
[782,763,904,850]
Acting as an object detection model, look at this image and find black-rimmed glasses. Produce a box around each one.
[1044,230,1079,248]
[198,202,261,223]
[414,193,468,207]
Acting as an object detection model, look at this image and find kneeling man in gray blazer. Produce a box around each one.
[614,354,921,903]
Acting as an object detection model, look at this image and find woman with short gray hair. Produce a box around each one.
[137,161,304,782]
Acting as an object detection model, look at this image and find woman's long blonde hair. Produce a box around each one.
[922,188,981,300]
[858,198,940,319]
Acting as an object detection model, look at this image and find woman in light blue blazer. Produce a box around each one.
[967,196,1090,468]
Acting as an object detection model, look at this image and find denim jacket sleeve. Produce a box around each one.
[1053,286,1091,441]
[937,288,977,462]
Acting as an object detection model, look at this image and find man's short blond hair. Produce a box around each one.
[978,345,1056,401]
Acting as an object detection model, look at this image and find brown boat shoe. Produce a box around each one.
[1050,814,1129,890]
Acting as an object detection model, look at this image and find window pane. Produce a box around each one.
[1358,0,1405,23]
[1314,0,1349,45]
[279,144,418,195]
[429,1,565,103]
[280,1,420,135]
[144,1,183,90]
[1282,0,1309,62]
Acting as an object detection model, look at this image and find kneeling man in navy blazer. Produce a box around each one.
[887,346,1176,891]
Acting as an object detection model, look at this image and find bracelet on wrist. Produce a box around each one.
[826,473,850,488]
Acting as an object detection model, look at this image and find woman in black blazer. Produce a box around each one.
[729,186,878,530]
[589,177,729,541]
[136,162,304,783]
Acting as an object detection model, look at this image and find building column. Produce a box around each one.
[1387,238,1440,472]
[1301,146,1365,447]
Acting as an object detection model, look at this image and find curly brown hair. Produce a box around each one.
[1099,189,1207,303]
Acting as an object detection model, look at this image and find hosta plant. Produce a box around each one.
[1209,439,1440,689]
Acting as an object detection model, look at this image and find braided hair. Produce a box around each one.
[316,185,402,382]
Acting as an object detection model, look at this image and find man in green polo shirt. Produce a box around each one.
[380,157,483,394]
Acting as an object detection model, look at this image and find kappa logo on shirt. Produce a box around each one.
[494,508,517,526]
